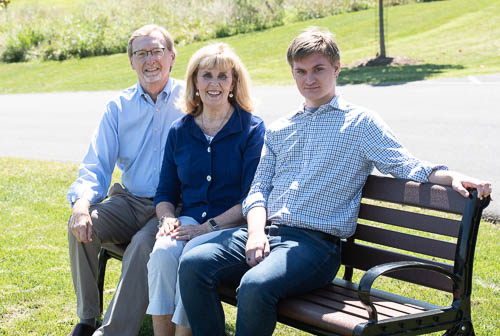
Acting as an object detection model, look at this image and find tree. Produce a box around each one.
[378,0,386,58]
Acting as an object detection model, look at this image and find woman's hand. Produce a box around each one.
[156,217,180,239]
[171,223,211,241]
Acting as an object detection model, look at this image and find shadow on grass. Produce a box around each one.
[137,315,237,335]
[338,63,465,86]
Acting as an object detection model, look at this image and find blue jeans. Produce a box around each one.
[178,225,341,336]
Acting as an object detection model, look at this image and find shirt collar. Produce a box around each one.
[297,93,346,116]
[136,78,173,104]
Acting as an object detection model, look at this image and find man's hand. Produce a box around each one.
[451,175,492,200]
[156,217,180,239]
[429,170,492,199]
[170,223,211,241]
[245,231,270,267]
[69,198,93,243]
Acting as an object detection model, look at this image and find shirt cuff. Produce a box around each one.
[242,192,267,218]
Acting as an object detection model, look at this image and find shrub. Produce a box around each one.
[0,0,420,63]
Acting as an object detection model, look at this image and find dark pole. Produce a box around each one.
[379,0,386,58]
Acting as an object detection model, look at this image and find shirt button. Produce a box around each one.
[156,108,159,112]
[207,146,211,153]
[154,168,158,171]
[154,128,158,132]
[154,148,158,152]
[201,212,207,218]
[206,175,211,182]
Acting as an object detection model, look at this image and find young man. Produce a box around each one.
[177,27,492,336]
[67,25,184,336]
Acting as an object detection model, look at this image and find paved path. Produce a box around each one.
[1,74,499,218]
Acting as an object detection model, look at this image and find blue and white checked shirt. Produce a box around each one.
[67,79,184,205]
[242,94,447,238]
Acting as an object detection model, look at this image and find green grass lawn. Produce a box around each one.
[0,0,499,93]
[0,157,499,335]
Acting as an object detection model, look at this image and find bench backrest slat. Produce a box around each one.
[354,223,456,260]
[358,203,461,238]
[342,243,453,292]
[362,175,466,214]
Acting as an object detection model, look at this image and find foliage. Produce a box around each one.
[0,0,10,11]
[0,0,426,63]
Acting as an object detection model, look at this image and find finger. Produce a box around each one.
[246,253,257,267]
[77,227,87,243]
[264,239,270,258]
[452,180,469,198]
[254,246,264,263]
[172,219,181,229]
[479,183,492,198]
[174,233,190,241]
[86,223,93,242]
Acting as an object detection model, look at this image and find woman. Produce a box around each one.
[147,43,265,336]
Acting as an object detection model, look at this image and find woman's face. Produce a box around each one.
[195,66,234,109]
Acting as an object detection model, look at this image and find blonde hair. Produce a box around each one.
[182,43,253,116]
[287,27,340,67]
[128,24,175,59]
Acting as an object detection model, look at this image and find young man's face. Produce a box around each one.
[291,52,340,108]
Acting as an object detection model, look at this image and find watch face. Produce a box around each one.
[209,219,218,229]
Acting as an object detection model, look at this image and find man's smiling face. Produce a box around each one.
[130,31,175,96]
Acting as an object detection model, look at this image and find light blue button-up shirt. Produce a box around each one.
[242,94,447,238]
[67,79,184,205]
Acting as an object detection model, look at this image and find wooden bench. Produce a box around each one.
[97,175,490,335]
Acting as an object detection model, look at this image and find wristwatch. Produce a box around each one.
[208,218,219,231]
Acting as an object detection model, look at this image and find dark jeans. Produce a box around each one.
[178,225,342,336]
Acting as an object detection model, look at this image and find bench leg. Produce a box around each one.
[97,248,111,316]
[443,321,475,336]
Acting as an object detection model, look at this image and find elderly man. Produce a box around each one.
[178,27,492,336]
[67,24,184,336]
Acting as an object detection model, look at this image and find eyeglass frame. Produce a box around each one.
[132,47,166,59]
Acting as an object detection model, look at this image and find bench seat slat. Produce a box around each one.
[362,175,465,214]
[310,289,424,318]
[354,224,456,260]
[342,243,454,292]
[358,203,460,237]
[277,298,364,335]
[317,286,427,316]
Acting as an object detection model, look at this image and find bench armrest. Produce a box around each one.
[358,261,460,323]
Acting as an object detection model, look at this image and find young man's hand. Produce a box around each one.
[69,198,93,243]
[245,231,270,267]
[429,170,492,199]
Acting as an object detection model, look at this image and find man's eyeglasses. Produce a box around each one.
[133,48,165,59]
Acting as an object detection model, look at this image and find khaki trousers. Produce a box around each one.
[68,183,157,336]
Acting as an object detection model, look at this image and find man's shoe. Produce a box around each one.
[67,323,97,336]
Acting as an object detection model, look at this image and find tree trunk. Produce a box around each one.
[378,0,386,58]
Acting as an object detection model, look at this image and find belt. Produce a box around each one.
[311,229,340,244]
[267,223,340,244]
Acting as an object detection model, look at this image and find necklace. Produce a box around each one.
[199,106,233,137]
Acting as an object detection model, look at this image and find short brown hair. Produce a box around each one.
[127,24,175,59]
[287,27,340,67]
[181,43,253,116]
